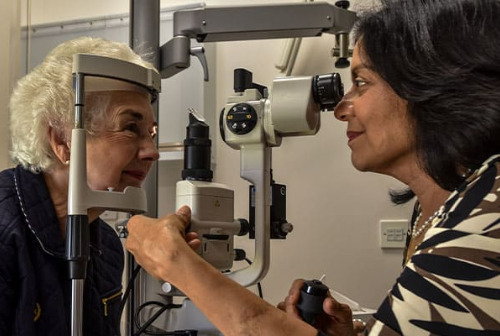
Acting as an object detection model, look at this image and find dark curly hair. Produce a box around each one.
[353,0,500,194]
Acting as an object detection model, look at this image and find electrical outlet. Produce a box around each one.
[379,219,409,249]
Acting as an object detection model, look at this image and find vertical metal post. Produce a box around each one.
[67,72,89,336]
[130,0,160,217]
[129,1,160,335]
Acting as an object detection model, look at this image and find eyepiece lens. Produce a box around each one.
[312,73,344,110]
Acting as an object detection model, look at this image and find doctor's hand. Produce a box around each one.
[278,279,362,336]
[125,206,201,283]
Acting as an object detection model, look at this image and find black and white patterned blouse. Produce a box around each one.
[367,155,500,335]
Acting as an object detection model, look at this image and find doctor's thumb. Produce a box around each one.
[176,205,191,222]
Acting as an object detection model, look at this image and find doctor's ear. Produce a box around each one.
[48,126,71,166]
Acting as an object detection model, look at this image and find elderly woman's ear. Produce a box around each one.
[48,126,71,166]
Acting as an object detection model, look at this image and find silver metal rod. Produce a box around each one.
[70,73,86,336]
[73,73,85,129]
[70,279,85,336]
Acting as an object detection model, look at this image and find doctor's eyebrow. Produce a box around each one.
[350,64,369,78]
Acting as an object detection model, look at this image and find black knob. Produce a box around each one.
[237,218,250,236]
[226,103,258,135]
[335,1,350,10]
[297,279,329,325]
[335,57,350,69]
[234,249,246,261]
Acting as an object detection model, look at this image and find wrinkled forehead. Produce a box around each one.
[84,76,153,101]
[82,77,156,127]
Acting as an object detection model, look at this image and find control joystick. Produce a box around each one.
[297,279,329,325]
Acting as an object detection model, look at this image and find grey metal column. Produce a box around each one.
[129,1,160,335]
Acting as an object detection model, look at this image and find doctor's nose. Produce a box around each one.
[334,94,354,122]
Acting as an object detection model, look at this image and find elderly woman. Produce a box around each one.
[124,0,500,335]
[0,37,159,335]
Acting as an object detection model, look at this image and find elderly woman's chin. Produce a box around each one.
[88,173,147,192]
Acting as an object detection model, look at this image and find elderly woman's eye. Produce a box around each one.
[124,123,140,134]
[149,124,158,139]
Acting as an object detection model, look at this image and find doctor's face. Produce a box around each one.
[85,91,159,192]
[334,42,415,178]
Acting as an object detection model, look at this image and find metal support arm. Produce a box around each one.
[160,2,356,79]
[174,2,355,42]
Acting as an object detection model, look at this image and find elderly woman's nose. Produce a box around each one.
[139,136,160,161]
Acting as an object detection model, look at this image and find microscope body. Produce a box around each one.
[176,180,237,271]
[222,74,323,150]
[153,67,345,334]
[174,110,249,273]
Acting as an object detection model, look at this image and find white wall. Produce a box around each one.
[0,0,20,170]
[20,0,296,25]
[17,0,413,310]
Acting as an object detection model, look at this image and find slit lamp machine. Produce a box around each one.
[67,1,356,335]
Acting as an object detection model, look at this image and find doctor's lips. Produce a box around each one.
[123,170,147,181]
[347,131,362,142]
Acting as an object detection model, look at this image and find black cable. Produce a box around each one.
[126,256,261,335]
[133,301,183,336]
[116,264,142,333]
[118,257,196,335]
[244,257,263,298]
[257,281,263,299]
[120,265,195,335]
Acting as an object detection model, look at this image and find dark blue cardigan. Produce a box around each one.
[0,166,124,335]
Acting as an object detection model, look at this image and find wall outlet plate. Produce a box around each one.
[379,219,409,249]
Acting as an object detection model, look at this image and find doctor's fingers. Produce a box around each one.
[323,297,353,322]
[277,279,305,315]
[185,231,201,250]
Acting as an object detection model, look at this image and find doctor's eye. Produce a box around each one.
[353,78,368,88]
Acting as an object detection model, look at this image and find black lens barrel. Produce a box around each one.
[182,113,213,181]
[312,73,344,110]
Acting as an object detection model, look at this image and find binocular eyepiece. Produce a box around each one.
[233,68,344,112]
[312,73,344,111]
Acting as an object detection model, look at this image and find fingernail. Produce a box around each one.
[177,205,190,216]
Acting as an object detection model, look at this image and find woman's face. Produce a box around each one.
[334,42,415,177]
[85,91,159,191]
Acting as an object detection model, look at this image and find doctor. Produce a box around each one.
[126,0,500,335]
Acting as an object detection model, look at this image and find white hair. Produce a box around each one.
[9,36,156,172]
